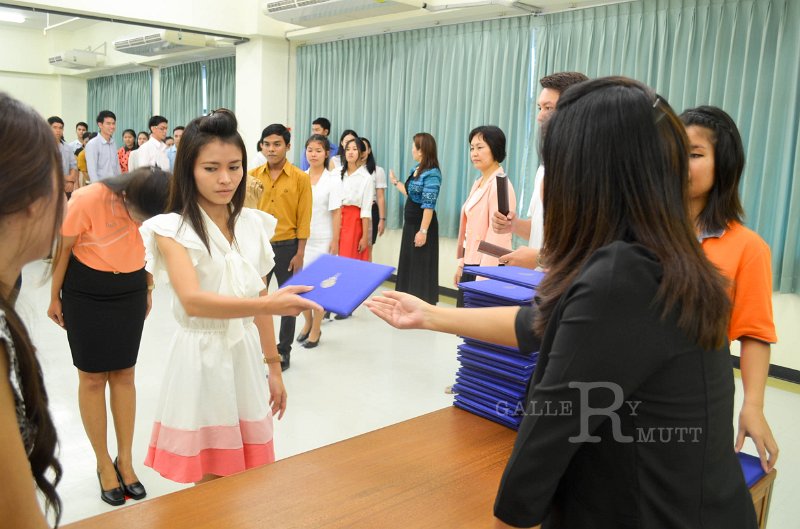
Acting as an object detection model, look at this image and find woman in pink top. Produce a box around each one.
[455,125,516,306]
[47,167,169,507]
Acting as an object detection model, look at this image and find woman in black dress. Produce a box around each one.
[368,77,757,528]
[390,133,441,305]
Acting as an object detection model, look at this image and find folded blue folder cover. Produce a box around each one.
[458,343,537,371]
[463,265,545,289]
[458,367,528,395]
[458,279,535,304]
[454,395,521,429]
[737,452,767,487]
[283,254,394,316]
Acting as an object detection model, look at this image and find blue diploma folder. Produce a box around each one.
[283,254,394,316]
[463,265,545,289]
[737,452,767,487]
[458,279,534,305]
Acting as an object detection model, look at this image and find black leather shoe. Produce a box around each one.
[114,458,147,500]
[281,353,290,371]
[296,330,310,343]
[334,313,350,320]
[303,333,321,349]
[97,470,125,506]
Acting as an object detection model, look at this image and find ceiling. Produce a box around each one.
[0,4,97,31]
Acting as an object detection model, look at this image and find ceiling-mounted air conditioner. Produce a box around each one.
[263,0,424,27]
[48,50,98,69]
[114,30,207,56]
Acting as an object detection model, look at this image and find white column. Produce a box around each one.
[235,36,291,153]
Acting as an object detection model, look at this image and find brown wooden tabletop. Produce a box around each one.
[64,407,517,529]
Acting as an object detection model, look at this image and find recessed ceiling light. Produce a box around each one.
[0,12,26,23]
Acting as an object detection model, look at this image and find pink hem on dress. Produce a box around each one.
[145,441,275,483]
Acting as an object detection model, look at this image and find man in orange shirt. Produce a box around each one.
[249,124,312,371]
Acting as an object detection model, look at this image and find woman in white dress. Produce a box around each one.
[140,109,319,484]
[296,135,342,348]
[360,138,387,250]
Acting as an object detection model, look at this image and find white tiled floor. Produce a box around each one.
[15,261,799,527]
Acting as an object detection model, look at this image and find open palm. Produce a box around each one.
[365,290,429,330]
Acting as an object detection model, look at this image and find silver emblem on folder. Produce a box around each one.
[321,273,341,289]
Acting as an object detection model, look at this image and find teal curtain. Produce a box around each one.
[206,56,236,111]
[531,0,800,293]
[296,17,533,236]
[160,62,203,129]
[87,70,151,141]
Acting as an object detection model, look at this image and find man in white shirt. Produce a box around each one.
[129,115,170,171]
[68,121,88,154]
[85,110,121,182]
[47,116,78,196]
[491,71,589,268]
[166,125,184,171]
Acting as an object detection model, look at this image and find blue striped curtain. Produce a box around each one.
[87,70,151,140]
[531,0,800,293]
[206,56,236,112]
[160,62,203,129]
[296,17,534,237]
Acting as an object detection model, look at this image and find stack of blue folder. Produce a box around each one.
[453,266,544,430]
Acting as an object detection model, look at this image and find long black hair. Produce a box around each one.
[0,92,63,525]
[536,77,730,350]
[305,134,331,169]
[340,137,367,180]
[337,129,358,167]
[361,137,377,174]
[680,106,745,233]
[102,167,170,220]
[168,109,247,253]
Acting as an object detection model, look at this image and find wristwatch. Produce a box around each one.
[420,228,428,234]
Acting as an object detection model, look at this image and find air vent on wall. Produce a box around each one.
[114,30,207,56]
[48,49,98,69]
[263,0,423,27]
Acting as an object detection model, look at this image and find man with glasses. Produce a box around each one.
[129,115,170,171]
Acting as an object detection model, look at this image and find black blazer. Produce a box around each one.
[494,242,757,529]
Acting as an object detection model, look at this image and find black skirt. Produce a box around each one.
[61,255,147,373]
[395,196,439,304]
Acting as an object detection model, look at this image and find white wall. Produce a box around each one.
[235,36,292,153]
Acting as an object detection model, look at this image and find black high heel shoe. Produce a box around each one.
[296,330,311,343]
[303,332,321,349]
[97,470,125,506]
[114,457,147,500]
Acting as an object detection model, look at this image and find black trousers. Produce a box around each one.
[267,239,299,357]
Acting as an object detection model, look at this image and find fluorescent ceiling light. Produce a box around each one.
[0,12,26,23]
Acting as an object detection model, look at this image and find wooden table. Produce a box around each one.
[65,407,517,528]
[64,406,776,528]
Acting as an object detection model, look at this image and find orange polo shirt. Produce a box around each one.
[701,222,777,344]
[249,160,312,242]
[62,183,145,273]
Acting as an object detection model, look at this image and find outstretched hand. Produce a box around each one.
[265,285,322,316]
[365,290,430,330]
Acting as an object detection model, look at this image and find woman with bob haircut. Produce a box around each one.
[681,105,779,473]
[0,92,64,528]
[455,125,516,306]
[49,167,171,506]
[367,77,757,528]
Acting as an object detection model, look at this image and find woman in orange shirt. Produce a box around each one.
[48,167,169,507]
[682,106,779,473]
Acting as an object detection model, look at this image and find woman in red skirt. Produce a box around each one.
[338,137,374,261]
